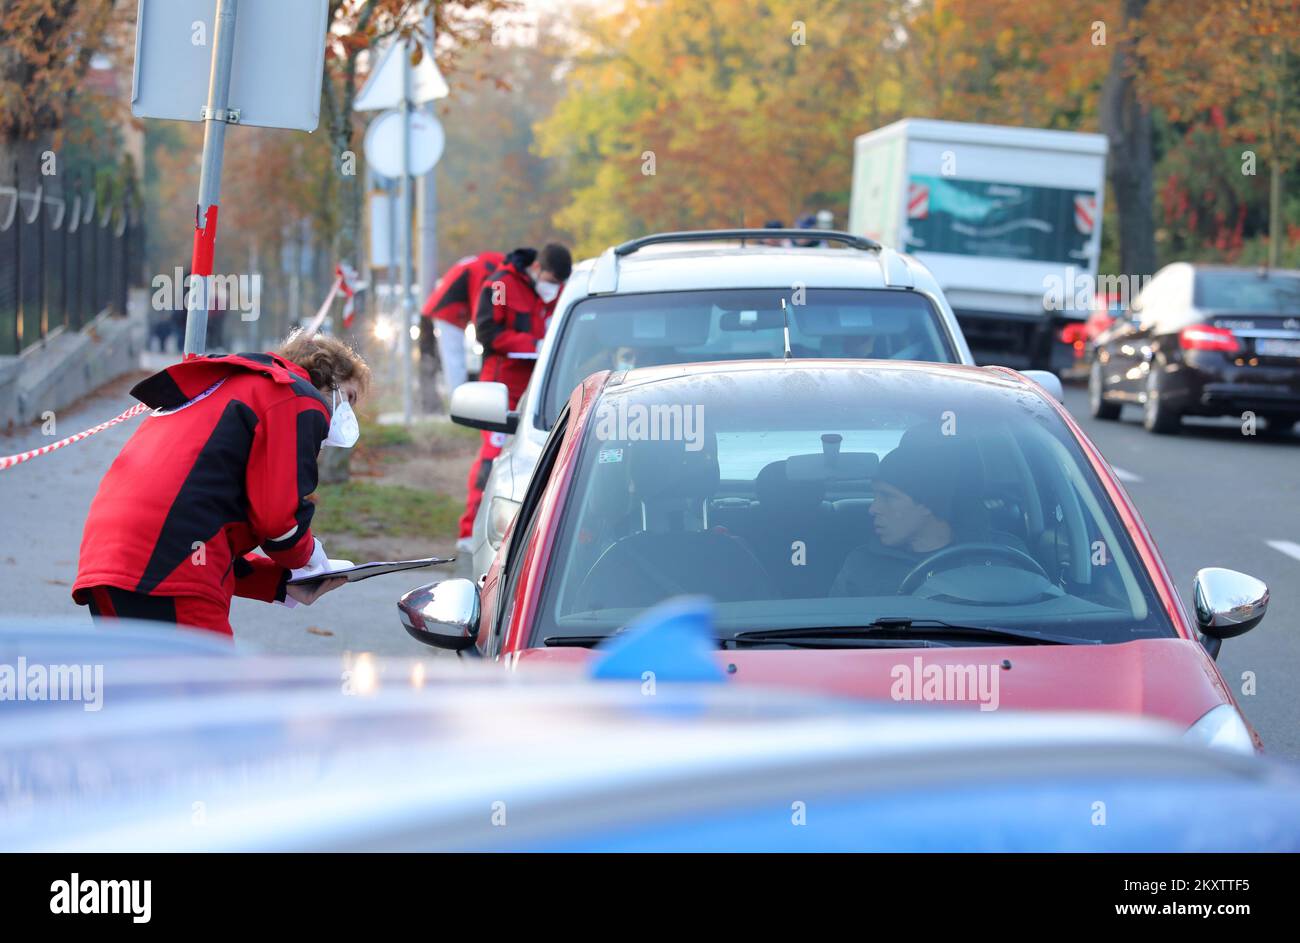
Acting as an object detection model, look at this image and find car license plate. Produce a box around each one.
[1255,338,1300,359]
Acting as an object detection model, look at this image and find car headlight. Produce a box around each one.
[1184,704,1255,755]
[486,497,521,550]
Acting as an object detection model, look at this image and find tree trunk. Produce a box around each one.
[1268,43,1285,268]
[1100,0,1157,279]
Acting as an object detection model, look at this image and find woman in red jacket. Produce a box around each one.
[73,332,371,637]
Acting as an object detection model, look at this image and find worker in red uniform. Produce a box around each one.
[457,244,571,549]
[421,250,505,393]
[73,332,372,637]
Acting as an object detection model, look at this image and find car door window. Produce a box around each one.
[493,405,571,651]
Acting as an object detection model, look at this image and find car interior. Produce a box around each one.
[550,410,1158,638]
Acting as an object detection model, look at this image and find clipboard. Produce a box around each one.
[287,557,453,587]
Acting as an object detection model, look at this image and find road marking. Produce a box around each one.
[1111,466,1142,483]
[1266,540,1300,563]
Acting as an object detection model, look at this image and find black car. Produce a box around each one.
[1089,263,1300,434]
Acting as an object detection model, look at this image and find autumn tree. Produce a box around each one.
[434,25,573,261]
[538,0,907,256]
[0,0,122,143]
[323,0,515,278]
[1137,0,1300,267]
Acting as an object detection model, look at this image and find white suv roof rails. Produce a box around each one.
[588,228,891,295]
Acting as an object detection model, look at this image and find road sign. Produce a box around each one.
[364,110,445,179]
[354,39,449,112]
[131,0,330,132]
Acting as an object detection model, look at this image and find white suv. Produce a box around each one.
[451,228,985,580]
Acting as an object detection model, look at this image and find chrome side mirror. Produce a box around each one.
[398,579,481,651]
[1193,568,1268,642]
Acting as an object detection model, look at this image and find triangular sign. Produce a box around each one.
[355,38,449,112]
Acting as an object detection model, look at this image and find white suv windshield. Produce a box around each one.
[540,288,954,427]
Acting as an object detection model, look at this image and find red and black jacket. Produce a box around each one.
[73,353,331,612]
[473,249,560,406]
[421,251,506,329]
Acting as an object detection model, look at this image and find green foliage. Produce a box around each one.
[311,481,461,541]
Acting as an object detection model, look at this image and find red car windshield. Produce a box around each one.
[532,366,1175,647]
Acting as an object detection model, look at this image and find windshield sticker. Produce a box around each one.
[598,448,624,464]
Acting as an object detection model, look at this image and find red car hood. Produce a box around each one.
[513,638,1234,729]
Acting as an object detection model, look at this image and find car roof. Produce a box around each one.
[581,242,936,295]
[610,356,1034,397]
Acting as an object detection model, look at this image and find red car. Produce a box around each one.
[399,360,1268,752]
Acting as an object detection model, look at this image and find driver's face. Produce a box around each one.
[870,480,930,549]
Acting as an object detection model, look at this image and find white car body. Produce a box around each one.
[467,235,977,579]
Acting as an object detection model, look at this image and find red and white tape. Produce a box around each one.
[0,403,149,471]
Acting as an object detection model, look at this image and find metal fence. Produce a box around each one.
[0,170,144,357]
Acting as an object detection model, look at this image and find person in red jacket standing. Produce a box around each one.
[457,244,571,549]
[420,250,505,394]
[73,332,371,637]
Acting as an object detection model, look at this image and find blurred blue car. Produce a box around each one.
[2,621,1298,852]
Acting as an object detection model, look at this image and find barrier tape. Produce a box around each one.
[0,402,149,471]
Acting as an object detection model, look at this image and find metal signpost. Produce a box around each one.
[131,0,331,356]
[357,36,448,424]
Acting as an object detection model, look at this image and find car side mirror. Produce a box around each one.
[398,579,481,651]
[1193,567,1268,656]
[450,381,518,434]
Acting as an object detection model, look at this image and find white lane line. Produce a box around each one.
[1266,540,1300,563]
[1111,466,1143,483]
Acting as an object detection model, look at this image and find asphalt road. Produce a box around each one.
[1059,384,1300,759]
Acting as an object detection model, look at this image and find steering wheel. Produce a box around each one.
[898,542,1049,595]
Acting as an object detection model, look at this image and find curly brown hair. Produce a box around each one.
[277,331,372,398]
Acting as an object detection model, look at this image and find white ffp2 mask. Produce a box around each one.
[536,280,560,303]
[323,389,360,448]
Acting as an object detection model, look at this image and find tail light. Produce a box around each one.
[1180,324,1239,353]
[1059,323,1088,356]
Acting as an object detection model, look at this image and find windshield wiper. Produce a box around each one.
[543,635,616,647]
[730,618,1096,648]
[544,633,953,650]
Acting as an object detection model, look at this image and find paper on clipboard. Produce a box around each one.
[507,352,539,360]
[287,557,452,586]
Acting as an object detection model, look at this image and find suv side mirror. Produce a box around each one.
[450,381,518,434]
[1193,567,1268,657]
[398,579,481,650]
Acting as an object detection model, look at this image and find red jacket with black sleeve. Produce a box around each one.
[473,249,560,406]
[73,353,332,614]
[421,251,506,329]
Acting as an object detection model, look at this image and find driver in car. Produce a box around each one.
[830,427,1027,596]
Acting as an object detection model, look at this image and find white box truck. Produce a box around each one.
[849,119,1108,370]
